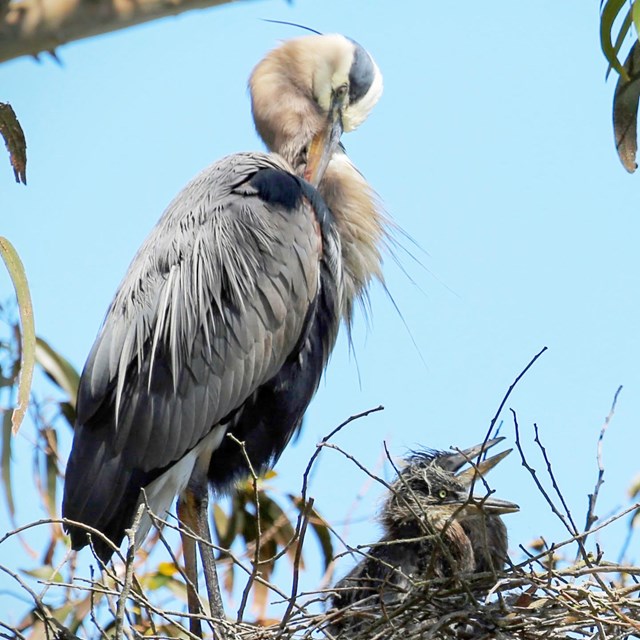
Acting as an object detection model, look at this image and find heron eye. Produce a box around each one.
[438,489,447,500]
[334,83,349,100]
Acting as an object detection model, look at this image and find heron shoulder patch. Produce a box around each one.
[249,168,303,211]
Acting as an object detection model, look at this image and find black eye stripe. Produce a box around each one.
[348,39,375,104]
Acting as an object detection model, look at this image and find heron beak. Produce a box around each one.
[445,487,519,517]
[438,437,506,474]
[456,449,512,486]
[466,493,520,515]
[304,99,344,187]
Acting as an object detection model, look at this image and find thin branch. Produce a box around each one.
[513,411,615,602]
[486,346,547,442]
[0,562,79,640]
[278,497,314,634]
[513,409,576,537]
[300,405,385,506]
[0,0,253,64]
[471,346,547,494]
[533,423,581,536]
[115,503,145,640]
[585,385,623,535]
[227,433,264,624]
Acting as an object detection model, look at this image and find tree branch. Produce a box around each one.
[0,0,254,64]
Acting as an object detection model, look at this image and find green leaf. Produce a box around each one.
[213,503,230,540]
[145,572,171,590]
[23,565,64,582]
[44,428,58,518]
[58,401,76,430]
[2,409,14,519]
[35,337,80,407]
[68,593,100,632]
[606,8,633,80]
[308,515,334,571]
[629,472,640,499]
[613,41,640,171]
[257,537,277,565]
[161,576,188,603]
[241,503,258,543]
[215,500,242,551]
[260,496,298,563]
[0,237,35,434]
[633,0,640,42]
[157,561,178,576]
[289,494,334,570]
[50,602,76,627]
[601,0,632,80]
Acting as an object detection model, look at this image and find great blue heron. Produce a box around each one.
[62,34,384,636]
[328,438,519,635]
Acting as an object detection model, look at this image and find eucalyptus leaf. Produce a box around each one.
[59,401,77,430]
[606,8,633,80]
[601,0,631,80]
[2,409,14,518]
[0,237,35,434]
[628,472,640,498]
[44,427,58,518]
[613,41,640,171]
[23,565,64,582]
[633,0,640,45]
[0,102,27,184]
[35,337,80,406]
[289,494,334,570]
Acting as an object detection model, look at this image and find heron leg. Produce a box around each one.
[177,494,203,638]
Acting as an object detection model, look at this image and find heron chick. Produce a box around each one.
[329,439,519,634]
[62,34,385,637]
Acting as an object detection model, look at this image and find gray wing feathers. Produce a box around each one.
[78,152,321,472]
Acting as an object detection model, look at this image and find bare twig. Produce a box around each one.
[278,497,314,634]
[115,503,145,640]
[585,385,623,535]
[227,433,263,624]
[4,401,640,640]
[482,346,547,450]
[533,424,581,537]
[300,406,384,506]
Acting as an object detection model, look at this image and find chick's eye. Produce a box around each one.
[438,489,447,500]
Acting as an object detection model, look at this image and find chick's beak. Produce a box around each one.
[447,489,519,517]
[468,493,520,515]
[304,96,344,187]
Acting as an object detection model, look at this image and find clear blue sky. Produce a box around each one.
[1,0,639,624]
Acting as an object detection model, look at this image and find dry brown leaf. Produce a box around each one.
[613,41,640,173]
[0,102,27,184]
